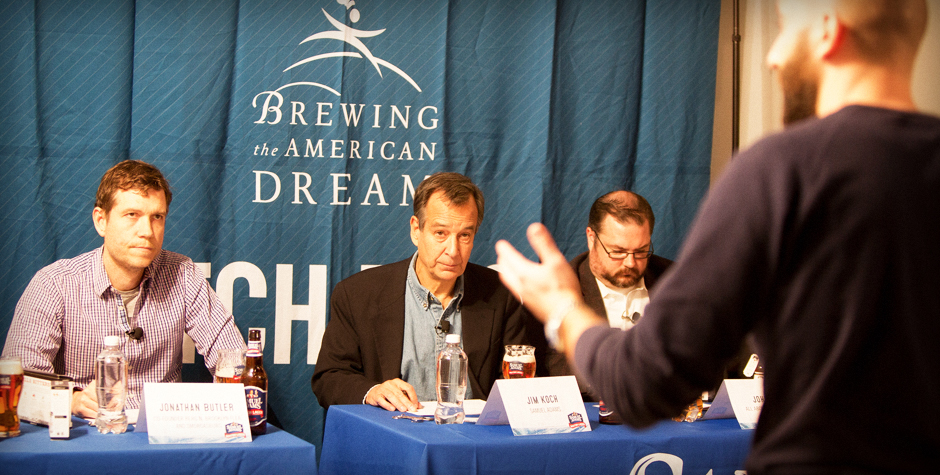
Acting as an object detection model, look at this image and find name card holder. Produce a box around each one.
[477,376,590,436]
[136,382,252,444]
[701,378,764,429]
[18,370,73,428]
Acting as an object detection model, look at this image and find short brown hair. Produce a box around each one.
[588,190,655,234]
[413,172,484,227]
[95,160,172,213]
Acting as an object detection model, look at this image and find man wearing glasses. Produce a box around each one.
[549,191,673,402]
[572,191,672,331]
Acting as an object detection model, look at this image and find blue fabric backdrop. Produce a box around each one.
[0,0,719,451]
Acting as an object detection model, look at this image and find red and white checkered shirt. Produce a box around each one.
[2,247,245,408]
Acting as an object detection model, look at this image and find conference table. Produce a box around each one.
[0,418,318,475]
[319,403,753,475]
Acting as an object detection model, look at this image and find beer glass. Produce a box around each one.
[214,349,245,384]
[502,345,536,379]
[0,356,24,437]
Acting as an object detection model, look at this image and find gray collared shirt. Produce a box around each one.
[401,252,472,401]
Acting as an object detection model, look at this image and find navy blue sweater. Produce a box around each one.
[577,106,940,473]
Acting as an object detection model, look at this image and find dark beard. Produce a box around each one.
[601,268,641,289]
[782,78,818,125]
[780,34,820,125]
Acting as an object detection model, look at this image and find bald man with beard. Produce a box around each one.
[495,1,940,472]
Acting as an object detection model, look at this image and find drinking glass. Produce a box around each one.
[0,356,24,437]
[502,345,536,379]
[214,349,245,383]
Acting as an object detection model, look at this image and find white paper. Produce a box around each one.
[407,399,487,417]
[137,382,252,444]
[126,408,139,425]
[477,376,590,436]
[702,382,735,419]
[49,384,72,438]
[19,374,74,427]
[477,384,509,425]
[702,378,763,429]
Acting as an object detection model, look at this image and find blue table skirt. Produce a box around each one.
[0,417,318,475]
[319,404,753,475]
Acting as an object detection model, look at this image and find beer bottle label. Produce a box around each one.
[244,385,267,427]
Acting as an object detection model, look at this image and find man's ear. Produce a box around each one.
[585,226,595,251]
[93,207,107,237]
[816,12,846,60]
[410,215,420,246]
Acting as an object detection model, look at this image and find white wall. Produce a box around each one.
[712,0,940,183]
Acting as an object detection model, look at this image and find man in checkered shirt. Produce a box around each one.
[2,160,245,417]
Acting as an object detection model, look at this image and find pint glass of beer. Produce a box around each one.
[502,345,536,379]
[214,349,245,384]
[0,356,24,437]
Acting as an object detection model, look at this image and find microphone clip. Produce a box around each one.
[436,319,451,334]
[126,327,144,341]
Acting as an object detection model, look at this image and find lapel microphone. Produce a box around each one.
[437,319,451,334]
[126,327,144,341]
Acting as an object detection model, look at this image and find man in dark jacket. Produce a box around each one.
[571,191,672,330]
[312,172,527,412]
[553,191,671,400]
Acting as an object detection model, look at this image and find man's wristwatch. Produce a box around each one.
[544,301,577,352]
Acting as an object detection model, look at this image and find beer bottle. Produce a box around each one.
[242,329,268,436]
[598,400,622,425]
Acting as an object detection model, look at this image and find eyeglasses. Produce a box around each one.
[590,227,653,260]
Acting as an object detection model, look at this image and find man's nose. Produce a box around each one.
[444,235,459,256]
[622,253,636,267]
[766,37,783,71]
[137,218,155,237]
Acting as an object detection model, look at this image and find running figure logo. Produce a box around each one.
[253,3,422,122]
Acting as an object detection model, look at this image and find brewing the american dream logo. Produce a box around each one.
[249,0,442,208]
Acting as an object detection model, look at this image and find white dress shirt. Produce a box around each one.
[595,277,650,331]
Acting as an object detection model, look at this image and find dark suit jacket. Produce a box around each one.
[565,251,749,399]
[570,251,673,318]
[311,258,527,409]
[547,252,673,400]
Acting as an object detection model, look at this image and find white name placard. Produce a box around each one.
[477,376,590,436]
[137,382,251,444]
[701,378,764,429]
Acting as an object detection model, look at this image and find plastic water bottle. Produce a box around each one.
[95,335,128,434]
[435,334,468,424]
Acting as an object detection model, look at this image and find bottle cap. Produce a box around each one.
[104,335,121,346]
[445,334,461,344]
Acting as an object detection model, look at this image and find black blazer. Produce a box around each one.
[569,251,673,318]
[546,252,673,401]
[311,258,527,409]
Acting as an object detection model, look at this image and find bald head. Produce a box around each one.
[588,190,655,234]
[777,0,927,65]
[769,0,927,122]
[835,0,927,64]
